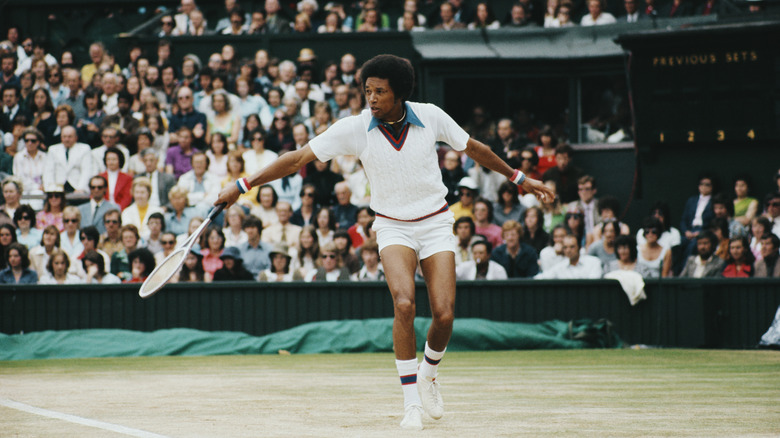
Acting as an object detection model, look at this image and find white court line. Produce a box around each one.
[0,398,170,438]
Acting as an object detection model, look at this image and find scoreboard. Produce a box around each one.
[616,20,780,148]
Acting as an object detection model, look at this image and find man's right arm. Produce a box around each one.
[215,144,318,208]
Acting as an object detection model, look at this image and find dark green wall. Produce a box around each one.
[3,279,778,349]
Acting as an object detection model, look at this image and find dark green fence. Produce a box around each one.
[2,279,778,349]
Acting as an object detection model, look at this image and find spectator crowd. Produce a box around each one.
[0,0,778,285]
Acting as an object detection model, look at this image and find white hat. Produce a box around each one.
[457,177,478,191]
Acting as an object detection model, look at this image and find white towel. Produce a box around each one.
[605,270,647,306]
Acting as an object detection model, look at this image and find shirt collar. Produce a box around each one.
[367,102,425,132]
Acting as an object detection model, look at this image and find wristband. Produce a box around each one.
[236,177,251,194]
[510,169,526,185]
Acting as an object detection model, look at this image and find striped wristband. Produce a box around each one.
[510,169,526,185]
[235,177,251,194]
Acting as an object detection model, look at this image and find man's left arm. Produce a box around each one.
[464,137,554,203]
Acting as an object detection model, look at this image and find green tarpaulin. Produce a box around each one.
[0,318,622,361]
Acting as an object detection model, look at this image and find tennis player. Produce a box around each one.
[215,54,554,430]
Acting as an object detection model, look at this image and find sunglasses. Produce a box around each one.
[161,240,176,245]
[19,215,31,220]
[461,191,473,197]
[321,254,337,259]
[769,202,780,207]
[104,219,120,224]
[63,218,79,223]
[253,137,264,141]
[303,192,315,198]
[90,185,106,189]
[162,21,174,25]
[645,229,660,235]
[275,117,287,121]
[24,137,39,143]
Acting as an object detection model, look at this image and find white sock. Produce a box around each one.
[396,358,422,408]
[419,342,446,381]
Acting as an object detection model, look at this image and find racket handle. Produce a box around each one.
[208,203,227,221]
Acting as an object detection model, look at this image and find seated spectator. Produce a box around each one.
[136,149,176,210]
[78,176,120,235]
[765,192,780,238]
[347,206,374,250]
[125,247,156,284]
[237,215,271,278]
[733,175,759,227]
[712,194,746,238]
[98,209,123,257]
[491,220,539,278]
[536,234,603,279]
[291,184,318,227]
[36,186,66,232]
[0,242,37,284]
[122,177,165,238]
[269,156,304,211]
[709,217,731,260]
[223,150,259,209]
[588,219,618,270]
[542,144,582,204]
[155,232,178,265]
[587,196,630,246]
[315,207,336,246]
[721,236,754,278]
[223,205,248,247]
[303,159,343,208]
[213,246,255,281]
[0,176,23,220]
[606,235,652,277]
[468,2,500,29]
[165,186,197,237]
[581,0,617,25]
[538,179,564,233]
[200,226,225,281]
[749,216,771,261]
[441,150,466,205]
[305,241,352,281]
[504,2,536,27]
[680,174,716,258]
[0,223,16,268]
[454,216,482,266]
[250,185,280,228]
[13,127,47,207]
[679,231,724,278]
[353,238,384,281]
[494,181,526,226]
[165,126,196,179]
[75,87,105,148]
[618,0,645,23]
[333,229,360,274]
[74,225,109,277]
[14,204,41,249]
[539,224,568,272]
[59,206,83,262]
[111,224,140,282]
[82,249,121,284]
[29,225,59,276]
[290,225,319,280]
[473,198,504,249]
[569,175,599,235]
[176,248,206,283]
[754,234,780,278]
[451,177,479,220]
[177,152,221,218]
[521,206,549,255]
[38,248,80,284]
[457,240,508,280]
[636,201,682,249]
[100,147,133,210]
[637,218,672,278]
[259,243,301,282]
[564,206,586,249]
[660,0,693,18]
[332,182,358,230]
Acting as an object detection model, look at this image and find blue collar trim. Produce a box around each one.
[368,102,425,132]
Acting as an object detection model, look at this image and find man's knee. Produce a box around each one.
[431,306,454,328]
[393,293,416,318]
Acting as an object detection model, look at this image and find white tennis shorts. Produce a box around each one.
[372,210,457,260]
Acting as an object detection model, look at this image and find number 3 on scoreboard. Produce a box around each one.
[688,131,695,142]
[716,130,725,141]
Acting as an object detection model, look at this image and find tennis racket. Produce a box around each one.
[138,203,226,299]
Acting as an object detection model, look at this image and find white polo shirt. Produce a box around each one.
[309,102,469,221]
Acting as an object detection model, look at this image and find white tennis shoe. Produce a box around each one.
[400,404,424,430]
[417,376,444,420]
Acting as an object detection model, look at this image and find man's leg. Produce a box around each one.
[417,250,456,420]
[381,244,424,429]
